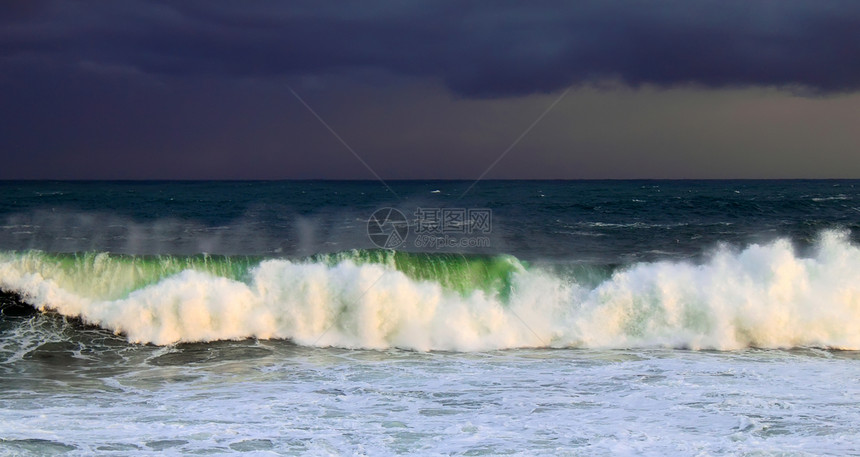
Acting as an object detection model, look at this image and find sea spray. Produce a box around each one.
[0,230,858,350]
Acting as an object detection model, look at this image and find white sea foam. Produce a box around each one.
[1,231,858,350]
[4,347,858,456]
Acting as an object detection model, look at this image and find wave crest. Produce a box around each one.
[1,231,858,350]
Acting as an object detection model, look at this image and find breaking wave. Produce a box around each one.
[1,231,858,351]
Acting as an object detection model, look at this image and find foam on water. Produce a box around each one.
[0,230,858,350]
[2,345,859,456]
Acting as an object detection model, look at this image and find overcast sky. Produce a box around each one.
[1,0,859,179]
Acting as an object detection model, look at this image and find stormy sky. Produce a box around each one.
[1,0,859,179]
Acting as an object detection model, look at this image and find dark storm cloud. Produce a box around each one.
[2,0,859,97]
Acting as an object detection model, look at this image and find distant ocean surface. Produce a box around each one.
[1,180,859,455]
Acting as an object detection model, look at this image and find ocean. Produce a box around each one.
[0,180,858,455]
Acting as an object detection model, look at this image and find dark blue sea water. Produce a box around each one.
[1,180,859,455]
[1,180,857,260]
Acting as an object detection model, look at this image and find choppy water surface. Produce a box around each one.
[2,316,859,456]
[1,180,859,455]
